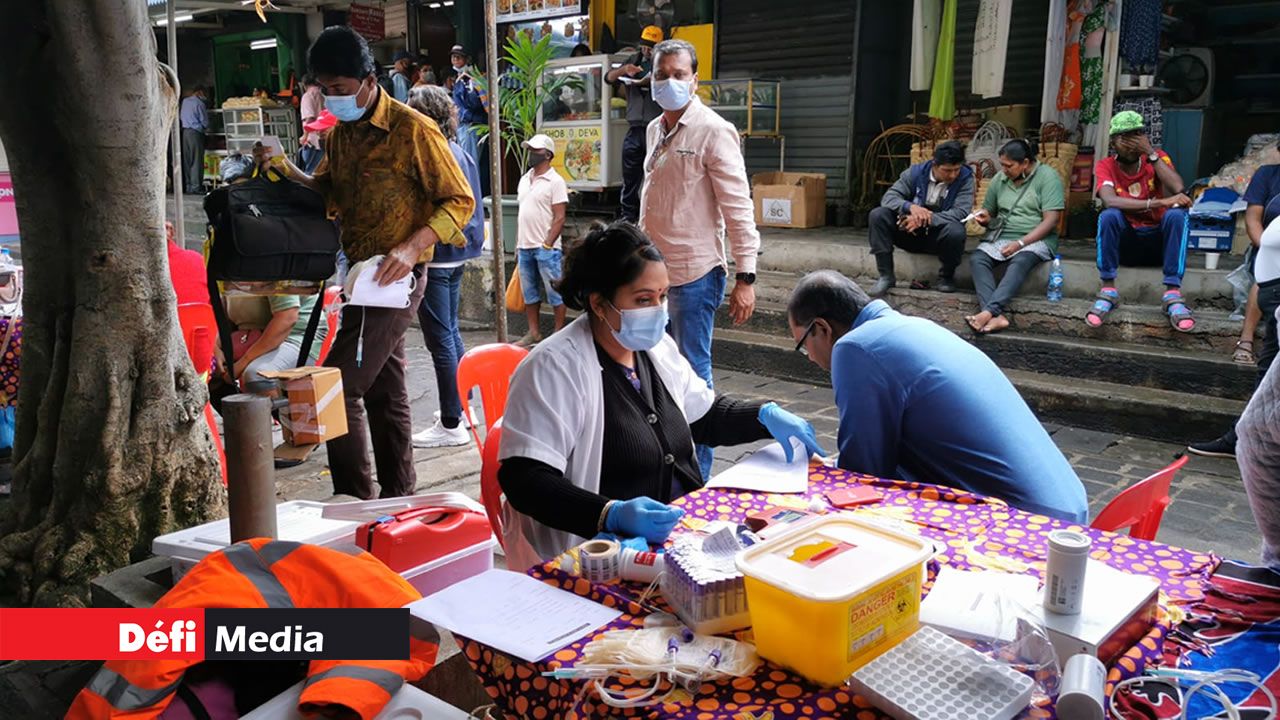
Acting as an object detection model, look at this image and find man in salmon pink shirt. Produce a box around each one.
[639,38,761,480]
[1087,110,1194,332]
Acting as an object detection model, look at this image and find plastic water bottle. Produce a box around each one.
[1047,255,1064,303]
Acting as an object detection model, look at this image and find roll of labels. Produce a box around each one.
[580,539,665,584]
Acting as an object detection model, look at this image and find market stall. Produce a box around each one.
[539,54,629,191]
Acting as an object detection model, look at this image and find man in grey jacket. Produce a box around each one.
[868,141,974,295]
[1238,306,1280,569]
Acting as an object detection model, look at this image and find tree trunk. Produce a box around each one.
[0,1,225,607]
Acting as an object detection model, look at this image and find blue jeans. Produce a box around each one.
[517,248,563,306]
[299,146,324,174]
[1096,208,1189,287]
[417,265,467,423]
[667,266,727,480]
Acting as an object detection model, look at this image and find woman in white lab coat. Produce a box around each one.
[497,222,824,572]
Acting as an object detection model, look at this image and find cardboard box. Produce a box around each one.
[753,172,827,229]
[261,366,348,446]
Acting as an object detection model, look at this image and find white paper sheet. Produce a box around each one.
[705,439,809,493]
[345,256,416,309]
[919,567,1040,642]
[618,74,650,85]
[406,569,622,663]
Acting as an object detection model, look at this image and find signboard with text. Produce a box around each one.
[497,0,582,25]
[347,3,385,43]
[543,125,602,185]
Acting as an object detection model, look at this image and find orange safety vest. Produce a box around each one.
[66,538,439,720]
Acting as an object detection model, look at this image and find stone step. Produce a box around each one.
[746,271,1245,355]
[755,229,1241,308]
[709,327,1245,445]
[720,293,1253,400]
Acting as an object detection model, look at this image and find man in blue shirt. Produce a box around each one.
[179,86,210,194]
[449,45,489,195]
[789,270,1088,522]
[390,50,412,103]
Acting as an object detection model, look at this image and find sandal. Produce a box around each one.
[1163,290,1196,333]
[1234,340,1256,365]
[1085,288,1120,327]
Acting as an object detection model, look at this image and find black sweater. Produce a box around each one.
[499,344,770,540]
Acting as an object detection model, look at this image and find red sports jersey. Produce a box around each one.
[1094,150,1174,228]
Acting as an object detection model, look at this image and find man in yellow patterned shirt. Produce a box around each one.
[279,25,475,499]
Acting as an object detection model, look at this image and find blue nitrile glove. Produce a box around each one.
[758,402,828,463]
[605,497,685,545]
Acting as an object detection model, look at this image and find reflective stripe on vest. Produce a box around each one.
[86,667,184,711]
[256,540,302,566]
[303,665,404,696]
[223,542,296,608]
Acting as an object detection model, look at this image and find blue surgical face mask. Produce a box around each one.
[609,300,669,352]
[651,78,693,112]
[324,82,370,122]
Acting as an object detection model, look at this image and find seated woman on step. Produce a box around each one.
[496,222,824,572]
[966,139,1065,334]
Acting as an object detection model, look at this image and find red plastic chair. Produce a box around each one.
[480,419,505,548]
[1090,455,1189,541]
[316,286,341,365]
[176,303,228,486]
[455,343,529,451]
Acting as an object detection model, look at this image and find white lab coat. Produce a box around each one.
[498,315,716,573]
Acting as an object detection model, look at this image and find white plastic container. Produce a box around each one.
[242,680,468,719]
[400,537,497,597]
[152,501,360,580]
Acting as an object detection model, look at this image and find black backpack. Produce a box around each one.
[204,172,340,387]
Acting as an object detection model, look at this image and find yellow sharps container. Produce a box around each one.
[735,515,934,686]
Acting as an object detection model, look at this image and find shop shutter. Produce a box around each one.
[716,0,858,208]
[385,1,408,43]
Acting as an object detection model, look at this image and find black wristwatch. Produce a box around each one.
[735,272,757,286]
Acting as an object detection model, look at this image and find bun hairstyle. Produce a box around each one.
[999,138,1038,163]
[554,221,665,312]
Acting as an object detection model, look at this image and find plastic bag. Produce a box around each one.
[945,591,1063,710]
[1227,251,1255,317]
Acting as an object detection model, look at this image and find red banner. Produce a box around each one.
[0,609,204,661]
[0,174,17,238]
[347,3,385,43]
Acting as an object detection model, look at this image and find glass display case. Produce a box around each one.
[699,79,781,136]
[539,54,629,190]
[220,106,298,155]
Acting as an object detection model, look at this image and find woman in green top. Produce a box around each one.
[966,139,1065,334]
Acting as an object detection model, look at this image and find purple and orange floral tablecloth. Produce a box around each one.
[459,464,1221,719]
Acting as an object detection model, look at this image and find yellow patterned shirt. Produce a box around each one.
[312,88,474,263]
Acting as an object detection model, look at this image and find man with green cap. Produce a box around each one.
[1087,110,1195,332]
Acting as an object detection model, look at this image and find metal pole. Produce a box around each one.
[167,0,185,244]
[484,0,508,342]
[222,394,278,542]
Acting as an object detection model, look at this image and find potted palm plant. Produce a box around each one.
[471,32,582,253]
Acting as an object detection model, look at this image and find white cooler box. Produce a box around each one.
[242,680,468,719]
[152,501,360,580]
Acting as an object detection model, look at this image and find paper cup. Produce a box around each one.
[1205,253,1220,270]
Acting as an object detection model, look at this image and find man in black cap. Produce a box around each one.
[390,49,413,103]
[450,44,489,194]
[606,25,664,223]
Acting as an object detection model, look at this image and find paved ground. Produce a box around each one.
[273,328,1261,564]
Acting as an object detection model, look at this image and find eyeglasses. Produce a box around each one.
[795,319,817,357]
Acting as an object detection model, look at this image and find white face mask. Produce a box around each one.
[651,78,694,112]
